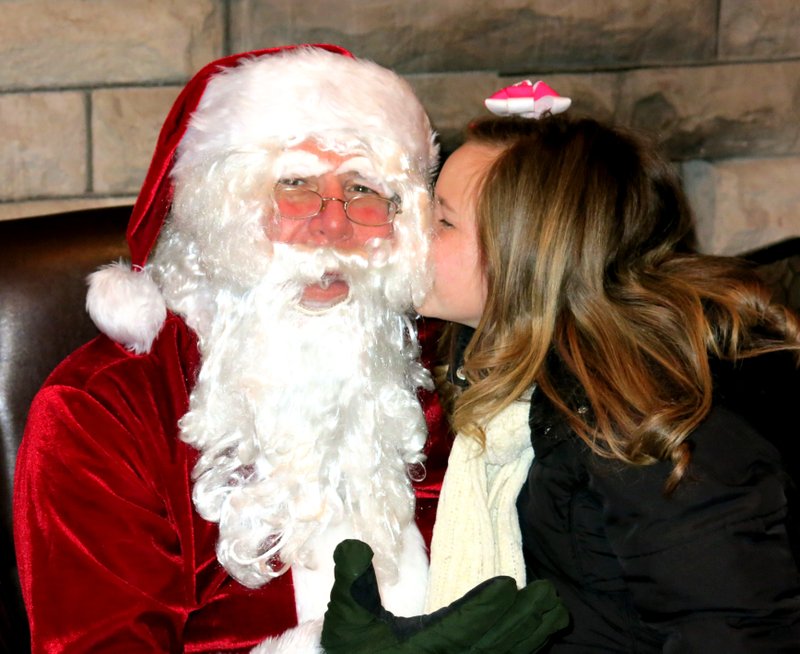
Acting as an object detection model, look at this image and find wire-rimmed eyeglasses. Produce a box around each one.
[274,183,401,227]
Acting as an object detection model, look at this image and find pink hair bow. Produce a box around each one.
[484,80,571,119]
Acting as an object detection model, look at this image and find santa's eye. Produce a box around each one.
[345,182,381,197]
[277,177,314,189]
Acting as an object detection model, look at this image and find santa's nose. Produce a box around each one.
[308,191,352,244]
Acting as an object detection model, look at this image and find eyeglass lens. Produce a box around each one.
[275,186,396,226]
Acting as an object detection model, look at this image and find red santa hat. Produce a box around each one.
[87,44,438,353]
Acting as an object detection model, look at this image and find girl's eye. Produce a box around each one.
[434,203,454,229]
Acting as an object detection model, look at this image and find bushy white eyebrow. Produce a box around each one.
[273,151,393,196]
[273,150,332,178]
[335,157,391,195]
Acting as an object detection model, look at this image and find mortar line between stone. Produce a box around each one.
[223,0,233,56]
[85,92,93,194]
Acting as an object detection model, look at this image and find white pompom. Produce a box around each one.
[86,261,167,354]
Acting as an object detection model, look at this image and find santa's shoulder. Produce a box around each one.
[38,313,199,400]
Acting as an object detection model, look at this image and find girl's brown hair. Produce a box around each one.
[446,115,799,490]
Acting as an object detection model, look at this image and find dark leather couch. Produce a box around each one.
[0,203,797,653]
[0,206,130,653]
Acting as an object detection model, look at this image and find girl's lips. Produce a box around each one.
[299,274,349,310]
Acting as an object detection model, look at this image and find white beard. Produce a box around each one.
[178,243,432,590]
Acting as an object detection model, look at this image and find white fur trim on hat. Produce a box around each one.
[86,261,167,354]
[176,47,438,185]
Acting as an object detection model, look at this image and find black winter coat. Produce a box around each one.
[514,350,800,652]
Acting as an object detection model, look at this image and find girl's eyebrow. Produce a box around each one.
[436,194,454,211]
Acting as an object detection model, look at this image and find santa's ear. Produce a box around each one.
[86,261,167,354]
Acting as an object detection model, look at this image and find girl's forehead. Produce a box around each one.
[436,143,498,200]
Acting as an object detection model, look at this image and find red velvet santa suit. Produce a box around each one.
[14,44,448,653]
[15,314,449,652]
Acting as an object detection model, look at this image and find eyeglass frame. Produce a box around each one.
[273,183,402,227]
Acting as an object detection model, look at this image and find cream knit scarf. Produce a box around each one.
[425,391,534,611]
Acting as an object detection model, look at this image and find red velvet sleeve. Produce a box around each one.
[15,383,196,651]
[13,320,297,653]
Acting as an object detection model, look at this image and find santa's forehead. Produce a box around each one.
[274,148,378,176]
[272,147,389,194]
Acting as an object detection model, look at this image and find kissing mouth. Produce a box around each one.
[298,272,350,312]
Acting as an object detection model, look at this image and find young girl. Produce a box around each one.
[418,113,800,651]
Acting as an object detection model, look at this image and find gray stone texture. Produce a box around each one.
[719,0,800,59]
[618,61,800,160]
[0,0,223,89]
[0,91,86,200]
[230,0,717,73]
[421,62,800,159]
[92,86,182,194]
[683,156,800,255]
[0,0,798,258]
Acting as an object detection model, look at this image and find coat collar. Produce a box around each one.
[446,326,589,457]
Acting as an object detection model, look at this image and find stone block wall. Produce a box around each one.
[1,0,798,257]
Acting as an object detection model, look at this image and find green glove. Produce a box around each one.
[321,539,569,654]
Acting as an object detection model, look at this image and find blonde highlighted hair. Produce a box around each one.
[446,116,799,489]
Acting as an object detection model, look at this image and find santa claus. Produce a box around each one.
[14,44,450,653]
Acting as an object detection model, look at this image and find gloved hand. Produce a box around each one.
[321,539,569,654]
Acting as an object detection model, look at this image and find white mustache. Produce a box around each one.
[269,240,393,285]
